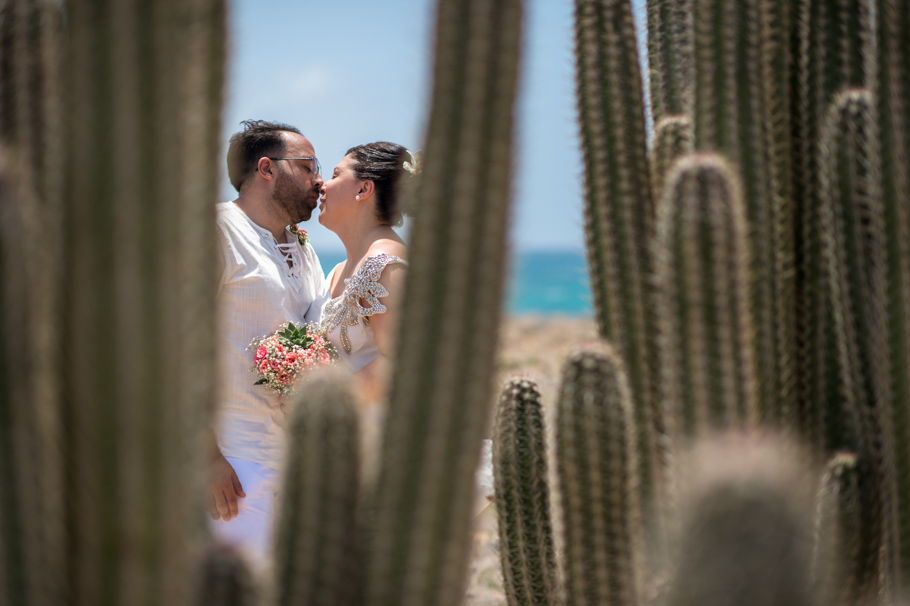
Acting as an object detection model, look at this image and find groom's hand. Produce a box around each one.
[208,453,246,521]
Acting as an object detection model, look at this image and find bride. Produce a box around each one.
[316,141,493,512]
[316,141,409,402]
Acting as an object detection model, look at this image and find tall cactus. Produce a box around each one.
[573,0,662,526]
[364,0,523,603]
[61,1,226,604]
[653,153,758,438]
[556,346,644,606]
[646,0,694,123]
[693,0,780,424]
[818,89,899,593]
[492,376,558,606]
[874,0,910,581]
[813,453,881,606]
[273,377,361,606]
[0,2,65,604]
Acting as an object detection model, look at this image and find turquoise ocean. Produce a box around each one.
[318,249,593,316]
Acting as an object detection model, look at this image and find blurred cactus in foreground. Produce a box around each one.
[273,378,361,606]
[493,377,557,606]
[196,545,258,606]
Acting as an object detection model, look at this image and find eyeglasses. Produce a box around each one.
[268,156,322,176]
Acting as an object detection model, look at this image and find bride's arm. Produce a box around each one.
[354,262,408,402]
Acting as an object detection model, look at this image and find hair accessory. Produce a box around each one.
[403,149,422,176]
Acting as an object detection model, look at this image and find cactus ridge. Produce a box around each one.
[556,345,644,606]
[573,0,662,529]
[365,0,523,604]
[654,153,758,439]
[493,376,557,606]
[274,378,362,606]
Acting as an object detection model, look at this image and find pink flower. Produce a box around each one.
[271,359,282,371]
[285,353,299,365]
[318,351,331,365]
[277,372,290,385]
[254,346,268,361]
[258,360,270,374]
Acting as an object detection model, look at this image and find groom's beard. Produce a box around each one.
[273,171,317,223]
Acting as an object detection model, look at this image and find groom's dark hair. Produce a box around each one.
[227,120,303,192]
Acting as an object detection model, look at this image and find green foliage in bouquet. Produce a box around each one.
[556,346,644,606]
[492,377,558,606]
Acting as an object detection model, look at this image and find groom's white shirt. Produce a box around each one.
[214,201,329,470]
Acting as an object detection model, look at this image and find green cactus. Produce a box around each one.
[364,0,524,604]
[196,545,258,606]
[573,0,662,530]
[874,0,910,581]
[693,0,781,425]
[556,345,644,606]
[794,0,874,450]
[818,88,900,592]
[273,377,361,606]
[653,153,758,438]
[0,2,65,604]
[60,1,225,603]
[492,376,558,606]
[813,452,882,606]
[649,115,694,198]
[665,434,814,606]
[646,0,693,123]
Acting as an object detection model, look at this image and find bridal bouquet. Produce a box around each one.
[248,322,338,397]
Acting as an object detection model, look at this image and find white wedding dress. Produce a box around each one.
[319,253,494,515]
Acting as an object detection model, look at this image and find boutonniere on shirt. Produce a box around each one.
[287,224,308,246]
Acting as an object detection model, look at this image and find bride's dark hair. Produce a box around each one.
[346,141,410,226]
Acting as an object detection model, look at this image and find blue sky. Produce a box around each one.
[223,0,648,253]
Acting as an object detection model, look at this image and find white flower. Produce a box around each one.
[403,149,422,175]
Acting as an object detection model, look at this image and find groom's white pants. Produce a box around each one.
[209,456,281,571]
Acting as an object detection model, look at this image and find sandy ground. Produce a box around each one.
[464,315,598,605]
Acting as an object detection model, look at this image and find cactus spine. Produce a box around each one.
[365,0,523,603]
[653,154,758,438]
[62,1,226,604]
[492,377,557,606]
[556,346,644,606]
[573,0,662,525]
[0,2,65,604]
[274,378,361,606]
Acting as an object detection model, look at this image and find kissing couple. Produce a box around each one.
[207,119,414,570]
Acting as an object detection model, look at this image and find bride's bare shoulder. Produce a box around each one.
[367,238,408,262]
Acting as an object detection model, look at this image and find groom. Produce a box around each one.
[208,120,329,563]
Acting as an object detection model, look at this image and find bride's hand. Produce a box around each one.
[207,452,246,521]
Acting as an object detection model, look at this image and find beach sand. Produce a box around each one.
[464,314,597,605]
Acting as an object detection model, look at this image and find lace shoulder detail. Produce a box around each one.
[320,253,408,354]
